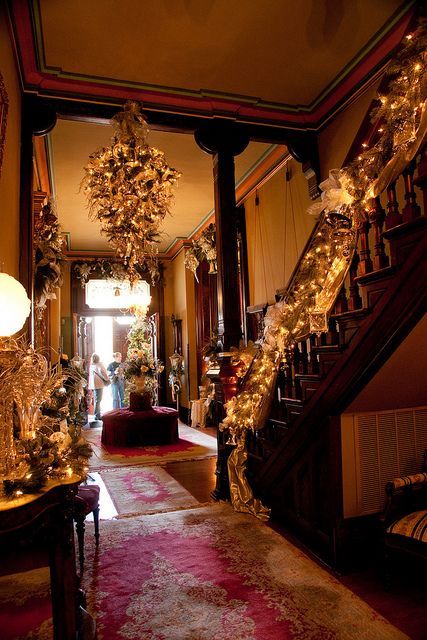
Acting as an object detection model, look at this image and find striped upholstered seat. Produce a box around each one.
[386,472,427,491]
[387,510,427,543]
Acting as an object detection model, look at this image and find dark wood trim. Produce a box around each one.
[19,98,35,342]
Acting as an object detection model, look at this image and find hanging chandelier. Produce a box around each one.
[82,101,181,283]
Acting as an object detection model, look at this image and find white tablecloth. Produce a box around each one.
[190,399,210,428]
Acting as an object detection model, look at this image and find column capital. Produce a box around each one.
[195,120,250,157]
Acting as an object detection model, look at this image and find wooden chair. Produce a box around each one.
[74,484,100,574]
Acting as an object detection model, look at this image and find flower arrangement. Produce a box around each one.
[0,340,92,497]
[34,201,64,316]
[125,347,164,380]
[184,223,217,280]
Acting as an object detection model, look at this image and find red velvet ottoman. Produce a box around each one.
[101,406,179,447]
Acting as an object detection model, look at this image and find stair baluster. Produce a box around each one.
[385,181,402,230]
[357,213,373,275]
[348,252,362,311]
[368,196,389,270]
[402,160,421,224]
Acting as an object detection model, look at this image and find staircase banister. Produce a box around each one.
[255,224,427,492]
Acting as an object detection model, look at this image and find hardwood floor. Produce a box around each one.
[165,456,217,503]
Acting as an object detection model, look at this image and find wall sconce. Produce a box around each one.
[0,273,31,338]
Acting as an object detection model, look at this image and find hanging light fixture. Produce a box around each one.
[82,101,181,283]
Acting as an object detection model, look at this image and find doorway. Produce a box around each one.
[79,315,133,418]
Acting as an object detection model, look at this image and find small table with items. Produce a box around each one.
[0,475,89,640]
[190,397,212,428]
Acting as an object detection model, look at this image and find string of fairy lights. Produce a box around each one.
[221,22,426,498]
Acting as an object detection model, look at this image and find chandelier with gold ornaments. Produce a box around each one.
[82,101,181,283]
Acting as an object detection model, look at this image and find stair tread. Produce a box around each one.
[311,344,344,353]
[331,308,369,321]
[267,417,289,427]
[280,397,303,405]
[354,265,396,286]
[294,373,322,380]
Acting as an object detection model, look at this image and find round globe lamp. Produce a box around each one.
[0,273,31,337]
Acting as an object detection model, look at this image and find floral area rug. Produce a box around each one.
[85,423,217,470]
[0,567,52,640]
[100,466,201,517]
[79,503,409,640]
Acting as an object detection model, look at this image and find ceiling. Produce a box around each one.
[11,0,412,125]
[9,0,415,254]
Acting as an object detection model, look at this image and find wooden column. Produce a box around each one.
[19,96,57,344]
[195,121,249,351]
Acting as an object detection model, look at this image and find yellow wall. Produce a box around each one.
[162,251,197,408]
[0,6,21,278]
[317,80,381,179]
[245,161,315,306]
[244,81,383,308]
[346,314,427,413]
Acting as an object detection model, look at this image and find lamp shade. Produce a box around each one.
[0,273,31,336]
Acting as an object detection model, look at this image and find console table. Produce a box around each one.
[0,476,81,640]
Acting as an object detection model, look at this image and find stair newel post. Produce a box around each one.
[348,252,363,311]
[385,181,402,230]
[356,213,373,276]
[402,160,421,224]
[368,196,389,271]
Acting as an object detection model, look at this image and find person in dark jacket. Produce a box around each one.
[107,352,125,409]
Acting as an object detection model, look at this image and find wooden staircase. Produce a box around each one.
[245,150,427,569]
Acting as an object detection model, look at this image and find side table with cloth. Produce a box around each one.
[190,398,210,428]
[102,392,179,447]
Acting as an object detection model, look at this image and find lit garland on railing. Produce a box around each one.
[308,21,427,223]
[220,22,426,520]
[82,101,181,283]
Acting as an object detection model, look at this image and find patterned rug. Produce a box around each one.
[85,423,217,469]
[100,466,201,517]
[76,504,408,640]
[0,567,52,640]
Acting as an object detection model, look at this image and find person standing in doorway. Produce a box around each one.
[88,353,109,422]
[107,352,125,409]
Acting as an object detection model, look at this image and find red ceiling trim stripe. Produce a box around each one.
[9,1,414,129]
